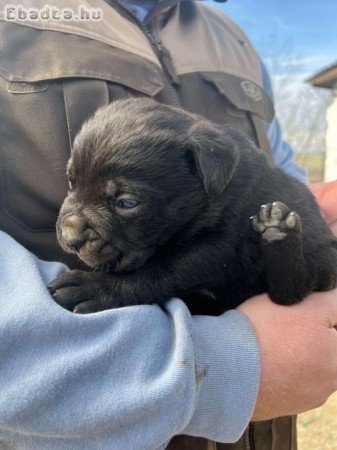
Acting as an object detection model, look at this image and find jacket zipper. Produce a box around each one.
[110,0,181,107]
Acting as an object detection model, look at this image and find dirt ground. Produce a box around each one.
[298,391,337,449]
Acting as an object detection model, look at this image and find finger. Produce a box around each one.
[310,180,337,224]
[329,219,337,237]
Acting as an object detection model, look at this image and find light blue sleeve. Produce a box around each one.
[0,231,260,449]
[260,60,308,184]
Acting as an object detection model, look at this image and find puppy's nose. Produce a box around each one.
[60,214,86,252]
[64,236,85,252]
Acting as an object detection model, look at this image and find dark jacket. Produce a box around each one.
[0,0,274,265]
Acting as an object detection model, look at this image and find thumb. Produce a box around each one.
[309,180,337,224]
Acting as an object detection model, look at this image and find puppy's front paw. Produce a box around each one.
[251,201,301,243]
[48,270,111,314]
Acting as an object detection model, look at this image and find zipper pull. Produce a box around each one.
[146,29,162,55]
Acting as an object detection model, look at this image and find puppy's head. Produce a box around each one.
[57,99,240,271]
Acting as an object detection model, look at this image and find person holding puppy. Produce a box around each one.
[1,0,337,449]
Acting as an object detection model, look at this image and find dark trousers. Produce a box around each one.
[167,416,297,450]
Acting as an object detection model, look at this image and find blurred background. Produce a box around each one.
[209,1,337,448]
[211,0,337,184]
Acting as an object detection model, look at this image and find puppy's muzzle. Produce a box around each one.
[58,214,155,272]
[58,213,119,268]
[60,214,86,251]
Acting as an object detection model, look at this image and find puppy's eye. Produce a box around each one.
[117,198,139,209]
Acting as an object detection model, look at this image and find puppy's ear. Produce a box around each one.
[187,122,240,198]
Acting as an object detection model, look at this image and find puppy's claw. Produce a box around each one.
[251,215,266,233]
[285,212,297,229]
[259,204,270,221]
[270,203,284,221]
[73,300,102,314]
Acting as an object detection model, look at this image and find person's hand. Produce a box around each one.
[237,290,337,421]
[309,179,337,236]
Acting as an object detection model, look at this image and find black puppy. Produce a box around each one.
[49,99,337,314]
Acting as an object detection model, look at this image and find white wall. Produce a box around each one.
[325,95,337,181]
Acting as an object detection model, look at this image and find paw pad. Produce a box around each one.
[251,201,301,242]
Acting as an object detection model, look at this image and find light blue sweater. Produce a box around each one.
[0,232,259,448]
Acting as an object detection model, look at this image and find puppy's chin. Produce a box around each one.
[78,244,121,270]
[113,249,154,273]
[80,248,155,273]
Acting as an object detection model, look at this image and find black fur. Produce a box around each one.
[49,99,337,314]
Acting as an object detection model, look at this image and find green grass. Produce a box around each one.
[295,153,325,183]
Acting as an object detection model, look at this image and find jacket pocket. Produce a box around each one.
[177,70,274,157]
[200,71,274,123]
[199,72,275,158]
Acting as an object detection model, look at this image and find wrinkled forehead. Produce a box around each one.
[103,179,151,196]
[67,155,155,199]
[69,142,185,186]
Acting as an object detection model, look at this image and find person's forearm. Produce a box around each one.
[0,232,260,449]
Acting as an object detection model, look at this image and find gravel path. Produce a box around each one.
[298,392,337,449]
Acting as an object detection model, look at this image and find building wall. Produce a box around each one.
[325,95,337,181]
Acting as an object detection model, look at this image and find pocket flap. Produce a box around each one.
[0,22,164,97]
[201,72,274,122]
